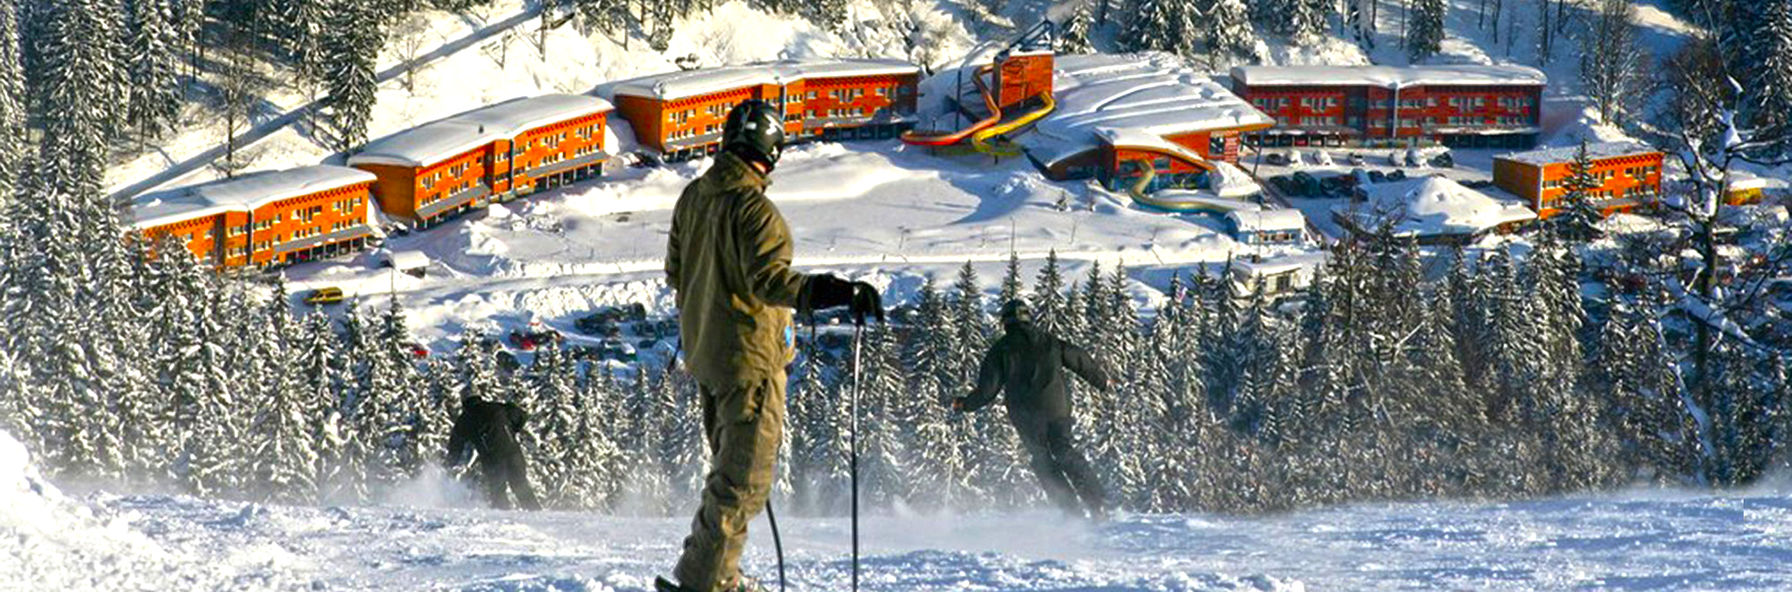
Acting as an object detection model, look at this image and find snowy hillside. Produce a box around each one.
[9,426,1792,591]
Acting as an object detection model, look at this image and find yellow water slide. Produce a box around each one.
[970,91,1056,157]
[1124,162,1252,213]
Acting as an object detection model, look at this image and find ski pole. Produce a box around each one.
[849,321,863,592]
[766,499,786,592]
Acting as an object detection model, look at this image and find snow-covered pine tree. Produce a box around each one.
[126,0,181,147]
[1031,249,1067,333]
[523,343,580,508]
[1407,0,1445,62]
[856,324,909,507]
[274,0,329,95]
[36,0,119,198]
[1552,142,1606,242]
[323,0,380,151]
[296,309,350,497]
[568,366,626,509]
[1119,0,1177,53]
[1198,0,1258,69]
[905,275,968,507]
[248,282,320,503]
[1058,0,1095,53]
[578,0,632,38]
[371,300,427,478]
[998,251,1022,306]
[1743,0,1792,147]
[0,0,24,199]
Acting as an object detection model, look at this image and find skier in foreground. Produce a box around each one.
[954,299,1111,520]
[658,100,884,592]
[444,396,543,511]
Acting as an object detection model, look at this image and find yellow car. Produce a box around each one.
[304,287,345,306]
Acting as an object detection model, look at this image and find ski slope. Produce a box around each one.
[18,467,1792,589]
[11,421,1792,591]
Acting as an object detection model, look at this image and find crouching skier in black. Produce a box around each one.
[952,300,1111,520]
[445,397,543,511]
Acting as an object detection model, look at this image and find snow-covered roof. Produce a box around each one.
[1020,53,1274,167]
[348,94,614,168]
[133,165,376,229]
[1227,209,1307,232]
[384,250,429,270]
[1095,127,1214,165]
[1231,251,1328,278]
[1495,141,1660,166]
[1229,64,1547,88]
[605,59,920,101]
[1336,175,1535,237]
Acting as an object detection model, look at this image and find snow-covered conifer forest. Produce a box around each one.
[7,0,1792,588]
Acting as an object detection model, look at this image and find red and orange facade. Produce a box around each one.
[607,59,921,161]
[1492,142,1664,218]
[1230,65,1545,149]
[133,165,378,269]
[348,94,613,227]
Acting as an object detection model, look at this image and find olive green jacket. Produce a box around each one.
[667,152,813,389]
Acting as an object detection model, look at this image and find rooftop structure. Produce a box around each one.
[348,94,613,168]
[607,59,921,102]
[1228,64,1547,89]
[1495,141,1658,167]
[134,165,377,229]
[1336,175,1535,240]
[1022,53,1273,169]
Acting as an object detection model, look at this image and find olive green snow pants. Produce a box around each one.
[673,374,786,592]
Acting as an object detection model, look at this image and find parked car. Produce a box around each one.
[1320,175,1352,197]
[1347,152,1366,166]
[1403,148,1425,167]
[1263,152,1291,166]
[1386,169,1408,181]
[509,327,564,351]
[1269,175,1299,196]
[1428,151,1455,168]
[304,287,345,306]
[635,320,661,339]
[1291,171,1321,197]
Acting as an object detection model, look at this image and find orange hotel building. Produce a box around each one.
[1492,141,1665,218]
[606,59,920,161]
[1230,65,1546,149]
[348,94,613,227]
[132,165,377,269]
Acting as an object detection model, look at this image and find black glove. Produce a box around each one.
[806,274,885,326]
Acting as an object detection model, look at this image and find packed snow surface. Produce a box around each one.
[1228,64,1548,88]
[603,59,921,101]
[348,94,615,168]
[1022,53,1274,167]
[15,456,1792,590]
[1337,175,1536,237]
[132,165,376,229]
[1496,141,1662,166]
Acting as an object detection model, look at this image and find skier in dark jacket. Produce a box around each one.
[445,397,543,511]
[953,299,1111,519]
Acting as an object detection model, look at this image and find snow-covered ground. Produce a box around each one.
[285,139,1301,349]
[11,422,1792,591]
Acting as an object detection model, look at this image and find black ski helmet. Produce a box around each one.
[1000,299,1033,325]
[722,99,786,171]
